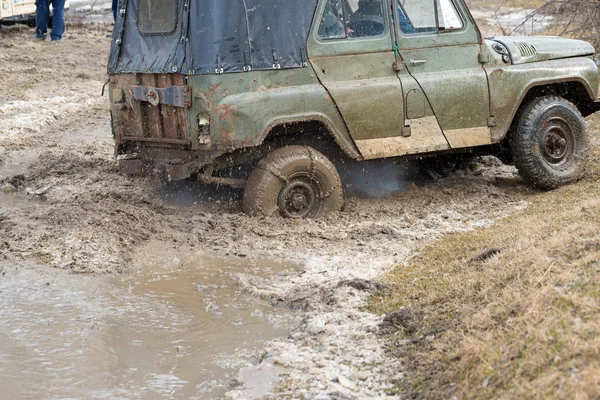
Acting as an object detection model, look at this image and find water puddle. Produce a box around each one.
[0,153,29,181]
[0,247,298,399]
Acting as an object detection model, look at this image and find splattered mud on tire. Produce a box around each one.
[243,145,343,219]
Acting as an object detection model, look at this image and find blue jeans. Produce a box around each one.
[112,0,118,21]
[35,0,66,41]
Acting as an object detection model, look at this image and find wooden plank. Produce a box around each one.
[140,74,162,139]
[117,74,145,139]
[173,74,188,141]
[157,74,180,140]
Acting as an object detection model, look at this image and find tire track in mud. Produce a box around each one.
[222,178,528,398]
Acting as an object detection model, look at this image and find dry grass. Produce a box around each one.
[371,115,600,399]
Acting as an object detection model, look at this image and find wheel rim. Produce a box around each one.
[539,117,574,166]
[278,176,321,219]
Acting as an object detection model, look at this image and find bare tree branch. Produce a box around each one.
[491,0,600,53]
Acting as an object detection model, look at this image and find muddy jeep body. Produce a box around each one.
[108,0,600,216]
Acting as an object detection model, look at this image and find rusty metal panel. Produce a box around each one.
[130,84,190,108]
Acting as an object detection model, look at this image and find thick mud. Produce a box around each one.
[0,24,538,398]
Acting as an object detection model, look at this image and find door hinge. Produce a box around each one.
[393,60,406,72]
[479,51,490,64]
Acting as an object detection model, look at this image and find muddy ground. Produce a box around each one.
[0,21,592,398]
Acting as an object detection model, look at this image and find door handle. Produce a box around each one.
[410,59,427,66]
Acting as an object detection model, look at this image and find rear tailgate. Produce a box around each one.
[111,73,191,147]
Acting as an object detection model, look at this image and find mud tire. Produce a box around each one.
[512,96,588,190]
[243,145,343,218]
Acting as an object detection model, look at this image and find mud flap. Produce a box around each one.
[164,163,192,181]
[118,159,145,176]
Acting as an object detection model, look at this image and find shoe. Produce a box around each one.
[106,33,113,38]
[33,33,47,40]
[50,38,62,43]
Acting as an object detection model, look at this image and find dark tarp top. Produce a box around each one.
[108,0,319,75]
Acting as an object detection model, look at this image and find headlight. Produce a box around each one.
[492,42,511,64]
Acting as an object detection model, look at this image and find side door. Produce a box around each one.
[308,0,410,160]
[394,0,492,149]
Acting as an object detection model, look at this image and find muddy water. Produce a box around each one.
[0,249,298,399]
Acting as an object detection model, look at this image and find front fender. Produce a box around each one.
[487,57,599,142]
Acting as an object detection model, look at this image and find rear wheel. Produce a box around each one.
[243,145,343,218]
[512,96,589,190]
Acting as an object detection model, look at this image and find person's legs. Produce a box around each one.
[49,0,65,41]
[35,0,51,39]
[112,0,118,21]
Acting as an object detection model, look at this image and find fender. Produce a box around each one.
[486,57,599,142]
[189,68,361,159]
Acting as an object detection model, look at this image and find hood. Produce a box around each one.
[487,36,596,65]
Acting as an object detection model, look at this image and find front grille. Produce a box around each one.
[514,41,537,58]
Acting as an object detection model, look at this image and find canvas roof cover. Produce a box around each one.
[108,0,319,75]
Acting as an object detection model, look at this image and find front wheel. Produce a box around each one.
[512,96,589,190]
[243,146,343,218]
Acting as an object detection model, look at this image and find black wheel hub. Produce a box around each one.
[278,180,317,219]
[540,117,574,165]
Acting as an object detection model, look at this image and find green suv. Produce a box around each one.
[107,0,600,218]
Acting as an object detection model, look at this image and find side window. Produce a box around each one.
[438,0,463,31]
[318,0,387,40]
[318,0,346,39]
[397,0,463,35]
[138,0,178,35]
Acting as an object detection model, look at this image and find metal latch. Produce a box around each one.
[130,85,191,108]
[402,120,412,137]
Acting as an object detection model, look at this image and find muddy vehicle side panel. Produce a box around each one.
[187,68,360,158]
[485,56,600,142]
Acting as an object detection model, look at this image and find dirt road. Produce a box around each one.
[0,23,559,398]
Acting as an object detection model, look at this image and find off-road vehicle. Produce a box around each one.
[107,0,600,218]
